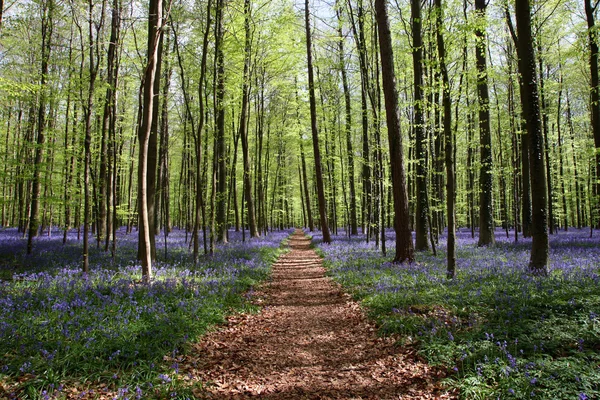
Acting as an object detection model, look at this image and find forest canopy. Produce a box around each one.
[0,0,598,275]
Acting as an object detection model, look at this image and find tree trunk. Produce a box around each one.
[411,0,429,251]
[305,0,331,244]
[585,0,600,229]
[138,0,163,280]
[435,0,456,278]
[375,0,414,263]
[101,0,121,251]
[337,6,357,235]
[347,0,371,236]
[146,8,163,260]
[515,0,549,274]
[538,48,553,234]
[475,0,495,246]
[557,67,568,230]
[27,0,53,255]
[215,0,228,243]
[156,34,171,237]
[240,0,258,238]
[81,0,104,272]
[566,91,582,228]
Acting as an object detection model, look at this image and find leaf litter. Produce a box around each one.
[187,229,456,399]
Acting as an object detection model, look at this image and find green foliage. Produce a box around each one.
[320,232,600,399]
[0,233,286,398]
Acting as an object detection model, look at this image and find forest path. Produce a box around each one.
[188,229,452,399]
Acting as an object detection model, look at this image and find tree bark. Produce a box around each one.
[346,0,371,236]
[305,0,331,243]
[585,0,600,229]
[138,0,163,280]
[557,66,568,230]
[475,0,495,246]
[435,0,456,278]
[101,0,121,251]
[215,0,228,243]
[240,0,258,238]
[375,0,414,262]
[337,6,357,235]
[81,0,104,272]
[411,0,429,251]
[27,0,53,255]
[515,0,549,274]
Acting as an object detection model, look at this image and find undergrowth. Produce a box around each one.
[0,228,291,399]
[316,228,600,399]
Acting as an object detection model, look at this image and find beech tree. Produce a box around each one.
[375,0,414,263]
[240,0,258,238]
[26,0,53,255]
[411,0,429,251]
[305,0,331,244]
[515,0,549,274]
[585,0,600,229]
[434,0,456,278]
[138,0,164,280]
[475,0,494,247]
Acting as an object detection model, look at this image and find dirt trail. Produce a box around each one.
[190,229,452,399]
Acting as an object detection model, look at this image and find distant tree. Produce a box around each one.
[374,0,414,263]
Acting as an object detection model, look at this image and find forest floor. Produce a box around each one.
[184,229,454,399]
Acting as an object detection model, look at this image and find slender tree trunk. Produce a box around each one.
[138,0,163,280]
[145,7,163,260]
[300,139,313,231]
[538,49,553,234]
[475,0,494,246]
[372,26,386,255]
[347,0,371,236]
[507,44,521,240]
[156,35,171,237]
[102,0,121,251]
[305,0,331,243]
[411,0,429,251]
[215,0,228,243]
[375,0,414,262]
[566,91,582,228]
[63,30,74,244]
[585,0,600,229]
[557,67,568,230]
[27,0,53,255]
[337,6,357,235]
[298,164,307,228]
[187,0,211,261]
[515,0,549,274]
[506,8,532,238]
[240,0,258,238]
[435,0,456,278]
[81,0,104,272]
